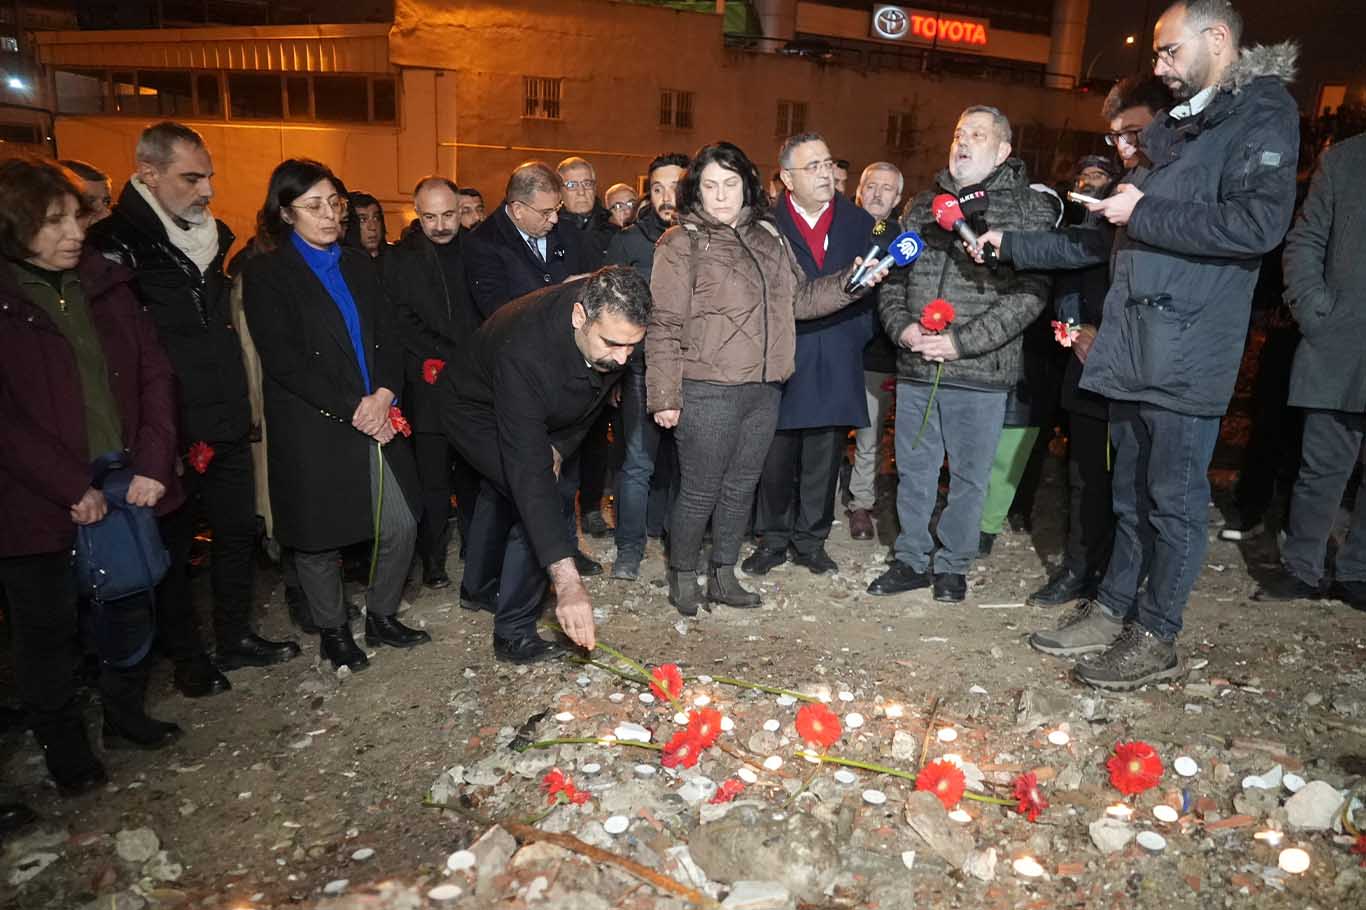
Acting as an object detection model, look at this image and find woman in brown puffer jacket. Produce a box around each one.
[646,141,885,616]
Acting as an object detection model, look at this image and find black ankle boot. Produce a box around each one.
[216,631,302,670]
[365,613,432,649]
[668,569,706,617]
[32,711,107,797]
[706,565,762,608]
[319,626,369,672]
[102,714,183,750]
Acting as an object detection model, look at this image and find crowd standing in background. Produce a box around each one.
[2,0,1363,838]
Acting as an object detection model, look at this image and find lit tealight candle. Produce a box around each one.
[737,767,759,784]
[763,755,783,771]
[1255,830,1284,847]
[1012,856,1045,878]
[554,711,575,723]
[720,715,735,732]
[885,704,904,719]
[845,712,865,729]
[801,749,822,764]
[1105,803,1134,821]
[1152,805,1180,823]
[936,727,958,743]
[693,694,712,708]
[673,712,689,725]
[1277,847,1310,875]
[763,719,781,732]
[948,809,972,824]
[838,691,855,702]
[1046,729,1070,746]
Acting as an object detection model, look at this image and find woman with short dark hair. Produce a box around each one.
[243,158,428,671]
[0,156,184,801]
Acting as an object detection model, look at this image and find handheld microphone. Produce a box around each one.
[843,243,883,293]
[854,230,924,289]
[956,185,997,266]
[932,194,979,248]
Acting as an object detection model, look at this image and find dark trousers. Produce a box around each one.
[615,368,679,561]
[578,409,617,516]
[413,432,479,567]
[1096,400,1221,640]
[1233,321,1303,525]
[1282,409,1366,585]
[461,480,548,639]
[755,426,848,555]
[157,438,256,652]
[671,381,782,571]
[1064,411,1115,578]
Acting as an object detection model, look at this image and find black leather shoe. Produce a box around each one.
[584,510,612,538]
[0,802,37,835]
[574,550,603,576]
[102,716,183,751]
[978,532,996,555]
[216,632,302,670]
[791,547,838,575]
[1027,567,1093,607]
[459,585,495,613]
[740,547,788,576]
[173,654,231,699]
[1328,579,1366,611]
[319,626,369,672]
[365,613,432,649]
[493,634,566,664]
[933,573,967,603]
[866,560,931,596]
[422,561,451,589]
[285,584,317,634]
[1253,571,1324,602]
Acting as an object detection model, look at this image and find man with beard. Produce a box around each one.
[90,122,301,695]
[388,176,481,591]
[457,188,485,231]
[605,153,688,579]
[436,267,651,661]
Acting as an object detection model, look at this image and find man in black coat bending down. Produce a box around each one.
[438,267,651,662]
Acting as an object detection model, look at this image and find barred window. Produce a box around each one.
[776,99,807,138]
[887,111,917,151]
[660,89,694,129]
[523,76,562,120]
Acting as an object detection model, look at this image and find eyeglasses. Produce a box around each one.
[784,158,834,177]
[1152,27,1214,66]
[608,200,637,212]
[1104,128,1142,147]
[563,179,597,191]
[291,195,348,219]
[515,199,563,221]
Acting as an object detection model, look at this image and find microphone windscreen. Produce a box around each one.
[887,231,924,267]
[931,194,961,232]
[957,184,989,219]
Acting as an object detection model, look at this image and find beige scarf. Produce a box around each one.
[130,176,219,274]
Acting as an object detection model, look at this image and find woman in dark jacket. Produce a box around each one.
[242,159,428,671]
[0,156,184,801]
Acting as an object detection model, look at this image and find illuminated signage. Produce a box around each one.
[871,5,990,48]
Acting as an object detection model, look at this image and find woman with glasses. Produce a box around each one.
[646,141,885,616]
[243,158,429,671]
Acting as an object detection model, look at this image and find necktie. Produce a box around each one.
[527,236,544,263]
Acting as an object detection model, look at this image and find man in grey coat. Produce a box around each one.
[1254,132,1366,611]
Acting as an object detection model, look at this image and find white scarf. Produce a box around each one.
[130,176,219,274]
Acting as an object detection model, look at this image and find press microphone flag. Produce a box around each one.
[931,194,980,248]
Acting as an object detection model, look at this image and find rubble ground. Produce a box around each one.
[2,463,1364,910]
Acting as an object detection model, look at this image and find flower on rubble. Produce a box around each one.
[541,768,589,805]
[187,441,215,474]
[389,405,412,438]
[661,730,703,769]
[1012,772,1049,822]
[1107,741,1164,796]
[794,703,843,750]
[709,778,746,805]
[422,358,446,384]
[919,298,956,332]
[686,708,723,749]
[649,663,684,703]
[916,759,967,810]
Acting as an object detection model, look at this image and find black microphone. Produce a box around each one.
[956,184,998,268]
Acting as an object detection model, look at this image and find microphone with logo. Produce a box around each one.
[932,192,998,268]
[844,230,924,292]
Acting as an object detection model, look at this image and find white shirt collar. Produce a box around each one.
[1170,85,1217,120]
[789,197,830,229]
[507,205,546,255]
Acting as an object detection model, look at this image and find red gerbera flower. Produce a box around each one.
[1351,834,1366,866]
[563,784,590,805]
[661,730,702,769]
[686,708,723,749]
[709,778,746,804]
[1051,319,1080,348]
[541,768,568,799]
[1012,771,1049,823]
[187,441,215,474]
[649,663,684,703]
[1107,741,1164,796]
[422,358,447,384]
[919,298,956,333]
[916,759,967,810]
[794,703,843,750]
[389,405,412,438]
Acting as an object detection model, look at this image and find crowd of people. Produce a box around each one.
[1,0,1362,833]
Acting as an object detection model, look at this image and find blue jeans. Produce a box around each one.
[614,369,675,562]
[892,381,1006,574]
[1096,400,1221,640]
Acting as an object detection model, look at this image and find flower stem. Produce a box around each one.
[704,676,822,704]
[516,736,664,754]
[911,363,943,450]
[800,750,1014,806]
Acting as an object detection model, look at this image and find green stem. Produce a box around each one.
[516,736,665,754]
[704,676,822,704]
[548,625,684,711]
[911,363,943,450]
[800,750,1014,807]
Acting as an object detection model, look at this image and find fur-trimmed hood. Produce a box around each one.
[1222,40,1298,93]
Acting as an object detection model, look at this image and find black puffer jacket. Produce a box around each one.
[880,158,1055,390]
[563,202,618,271]
[607,205,671,375]
[88,183,249,445]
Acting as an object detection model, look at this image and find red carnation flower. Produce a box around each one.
[187,440,215,475]
[422,358,447,385]
[1012,771,1049,823]
[1107,741,1164,796]
[649,663,684,703]
[389,405,412,438]
[916,759,967,810]
[794,702,843,750]
[686,708,723,749]
[709,778,746,805]
[661,730,702,769]
[919,298,956,333]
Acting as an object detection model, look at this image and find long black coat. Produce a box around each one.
[463,203,584,320]
[242,239,419,552]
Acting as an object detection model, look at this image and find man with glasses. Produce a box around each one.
[558,156,617,271]
[91,122,302,696]
[604,183,639,229]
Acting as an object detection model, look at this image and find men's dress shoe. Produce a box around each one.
[285,584,317,633]
[740,547,788,576]
[459,586,495,613]
[216,632,302,670]
[848,508,875,540]
[319,626,369,672]
[574,550,603,576]
[1329,579,1366,611]
[1218,521,1264,542]
[493,634,566,664]
[1027,567,1093,607]
[102,716,184,751]
[932,573,967,603]
[705,566,760,608]
[610,557,641,581]
[422,564,452,589]
[173,653,231,698]
[365,613,432,649]
[978,532,996,556]
[866,560,931,596]
[0,802,37,835]
[791,547,838,575]
[584,510,612,538]
[1252,571,1324,602]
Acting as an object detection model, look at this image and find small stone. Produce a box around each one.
[834,770,857,785]
[862,789,886,805]
[1089,818,1135,854]
[428,883,462,901]
[1153,805,1180,823]
[969,685,988,695]
[904,791,974,868]
[891,730,917,762]
[775,695,797,707]
[762,719,780,732]
[8,852,60,886]
[446,849,477,872]
[603,816,629,835]
[1136,831,1167,852]
[1242,764,1284,791]
[115,828,160,864]
[1284,781,1345,830]
[963,847,997,882]
[638,692,656,705]
[1012,856,1046,878]
[845,712,865,729]
[608,693,626,703]
[901,850,916,871]
[1283,773,1306,793]
[1173,756,1199,777]
[322,879,348,895]
[576,674,591,686]
[141,851,183,882]
[581,762,601,775]
[1047,729,1070,746]
[722,880,791,910]
[679,778,717,803]
[351,848,374,861]
[1303,692,1323,707]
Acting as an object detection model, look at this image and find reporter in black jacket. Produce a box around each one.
[243,159,430,672]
